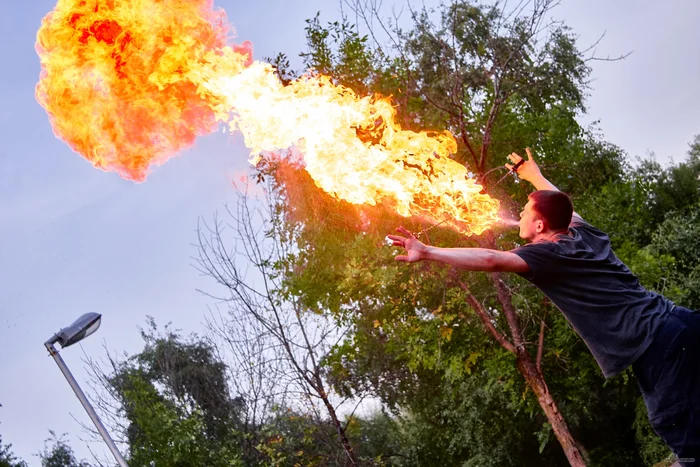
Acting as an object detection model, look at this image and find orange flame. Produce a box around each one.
[36,0,500,235]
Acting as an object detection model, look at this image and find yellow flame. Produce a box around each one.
[36,0,500,235]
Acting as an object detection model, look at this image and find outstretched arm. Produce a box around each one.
[387,227,529,273]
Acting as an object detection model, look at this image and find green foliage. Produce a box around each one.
[118,374,242,467]
[647,159,700,226]
[256,1,700,465]
[632,397,672,466]
[302,13,375,93]
[266,52,298,86]
[653,204,700,274]
[0,435,27,467]
[646,202,700,310]
[39,432,89,467]
[398,1,591,174]
[344,412,404,465]
[253,408,347,467]
[32,1,694,465]
[577,142,700,310]
[388,375,567,467]
[107,322,244,466]
[0,407,26,467]
[578,145,700,251]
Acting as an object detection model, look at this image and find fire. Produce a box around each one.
[36,0,500,235]
[35,0,251,180]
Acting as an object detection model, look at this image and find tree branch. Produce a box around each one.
[491,273,525,351]
[536,319,545,374]
[460,282,516,354]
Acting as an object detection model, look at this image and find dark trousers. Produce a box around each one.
[632,306,700,467]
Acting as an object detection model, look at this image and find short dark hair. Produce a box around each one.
[528,190,573,230]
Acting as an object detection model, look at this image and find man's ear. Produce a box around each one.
[536,220,545,233]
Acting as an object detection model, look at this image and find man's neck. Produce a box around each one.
[533,229,569,243]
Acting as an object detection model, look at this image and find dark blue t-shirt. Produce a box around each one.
[512,216,673,377]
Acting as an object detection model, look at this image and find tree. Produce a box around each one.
[0,436,27,467]
[89,322,245,466]
[577,135,700,310]
[194,179,361,466]
[261,1,636,464]
[647,202,700,311]
[0,406,27,467]
[39,432,89,467]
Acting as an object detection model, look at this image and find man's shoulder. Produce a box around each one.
[570,215,606,235]
[569,219,610,244]
[513,240,559,253]
[510,241,563,281]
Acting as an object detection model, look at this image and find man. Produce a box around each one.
[388,149,699,466]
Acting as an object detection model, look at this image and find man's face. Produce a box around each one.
[519,199,543,241]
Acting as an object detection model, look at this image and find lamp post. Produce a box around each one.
[44,313,128,467]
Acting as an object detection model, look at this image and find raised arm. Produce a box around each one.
[506,148,582,221]
[506,148,559,191]
[387,227,529,273]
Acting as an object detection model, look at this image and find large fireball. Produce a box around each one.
[36,0,499,235]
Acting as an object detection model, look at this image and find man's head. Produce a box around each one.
[519,190,573,241]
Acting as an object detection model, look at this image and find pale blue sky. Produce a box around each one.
[0,0,698,465]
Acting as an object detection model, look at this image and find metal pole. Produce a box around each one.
[45,340,128,467]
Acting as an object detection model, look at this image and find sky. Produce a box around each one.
[0,0,698,465]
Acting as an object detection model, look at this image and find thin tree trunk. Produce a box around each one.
[463,276,587,465]
[318,386,358,466]
[516,350,587,466]
[490,273,587,466]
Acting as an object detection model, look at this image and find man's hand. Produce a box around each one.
[387,226,429,263]
[506,148,561,192]
[506,148,542,183]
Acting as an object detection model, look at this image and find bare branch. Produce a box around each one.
[536,319,546,374]
[585,50,632,62]
[460,282,516,354]
[194,178,360,464]
[492,273,525,351]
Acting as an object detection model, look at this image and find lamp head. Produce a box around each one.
[52,313,102,348]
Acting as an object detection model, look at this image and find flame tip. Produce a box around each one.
[37,0,500,233]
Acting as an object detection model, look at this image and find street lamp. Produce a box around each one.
[45,313,128,467]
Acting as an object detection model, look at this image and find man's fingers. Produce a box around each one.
[525,147,534,161]
[395,255,409,262]
[508,153,522,164]
[505,163,514,171]
[387,234,406,242]
[396,226,415,238]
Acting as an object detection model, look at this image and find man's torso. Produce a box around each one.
[512,219,672,377]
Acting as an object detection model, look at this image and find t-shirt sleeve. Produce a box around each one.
[570,215,608,238]
[570,213,587,227]
[570,216,610,241]
[511,242,560,282]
